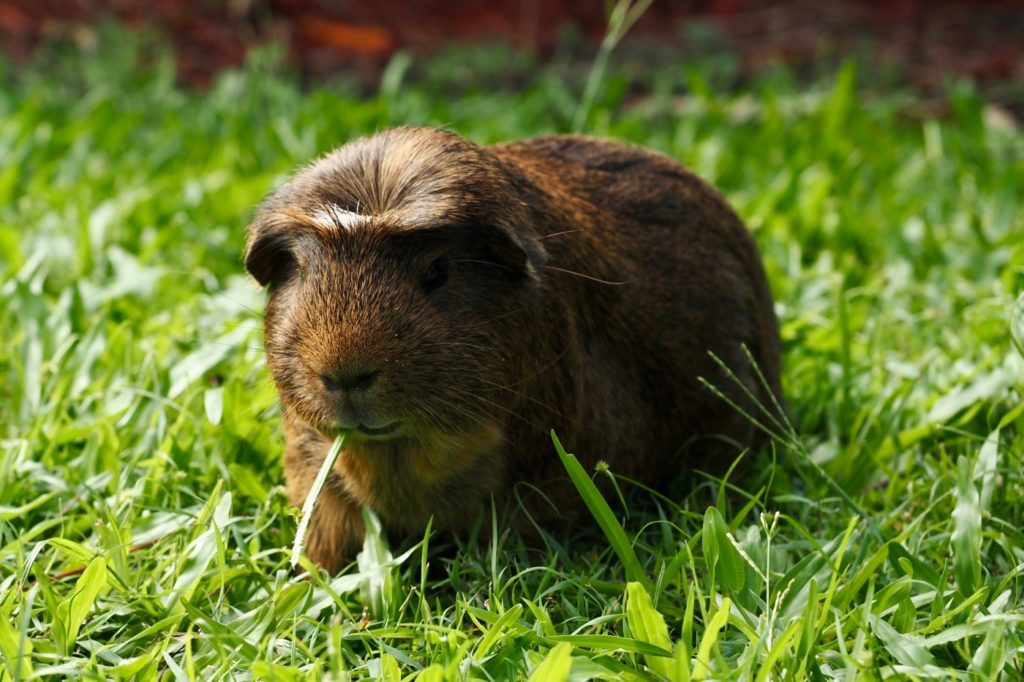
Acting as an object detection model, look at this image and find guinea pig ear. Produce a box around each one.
[479,224,546,282]
[245,216,299,287]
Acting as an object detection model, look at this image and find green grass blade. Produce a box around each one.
[625,581,675,679]
[552,430,650,592]
[951,455,982,598]
[528,642,573,682]
[291,432,346,568]
[692,598,730,679]
[754,617,801,682]
[53,555,107,655]
[473,603,523,661]
[869,614,935,669]
[545,634,671,657]
[703,508,746,593]
[358,505,397,619]
[0,598,33,679]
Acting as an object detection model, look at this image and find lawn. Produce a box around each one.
[1,27,1023,680]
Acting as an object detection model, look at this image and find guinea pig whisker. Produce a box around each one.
[408,392,487,435]
[419,340,494,354]
[488,345,571,389]
[187,340,266,353]
[537,229,581,240]
[477,378,571,423]
[218,379,281,427]
[401,396,439,431]
[437,400,490,432]
[542,265,631,286]
[214,292,266,319]
[474,306,527,325]
[448,385,533,428]
[450,259,515,272]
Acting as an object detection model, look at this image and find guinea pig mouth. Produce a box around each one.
[334,421,402,440]
[356,422,401,437]
[324,397,401,439]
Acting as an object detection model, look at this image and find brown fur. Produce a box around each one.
[246,126,783,573]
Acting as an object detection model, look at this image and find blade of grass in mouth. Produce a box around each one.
[290,431,348,568]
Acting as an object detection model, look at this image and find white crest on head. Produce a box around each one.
[309,203,372,232]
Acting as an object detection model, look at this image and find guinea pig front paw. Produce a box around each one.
[299,487,366,574]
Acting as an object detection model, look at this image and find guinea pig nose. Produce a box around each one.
[320,367,379,393]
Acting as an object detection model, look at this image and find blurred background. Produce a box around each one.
[2,0,1022,120]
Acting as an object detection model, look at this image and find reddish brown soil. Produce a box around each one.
[2,0,1022,101]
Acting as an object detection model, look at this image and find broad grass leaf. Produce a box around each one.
[871,575,912,616]
[832,530,887,612]
[969,622,1008,678]
[973,428,1000,513]
[625,581,674,679]
[375,653,402,682]
[203,386,223,425]
[1010,291,1024,360]
[168,326,250,399]
[563,656,650,682]
[546,634,671,657]
[53,555,107,655]
[94,245,163,303]
[887,542,941,588]
[951,456,982,597]
[304,546,418,618]
[110,649,157,677]
[928,369,1009,424]
[18,320,42,419]
[272,582,311,621]
[179,598,260,661]
[48,538,97,565]
[702,513,719,577]
[380,51,413,103]
[164,492,232,609]
[0,605,33,679]
[998,400,1024,429]
[162,650,189,680]
[892,594,916,633]
[228,463,269,503]
[673,639,691,682]
[679,584,696,681]
[754,618,801,682]
[0,491,60,521]
[552,431,650,592]
[358,505,396,619]
[822,61,856,142]
[869,615,935,668]
[692,598,730,679]
[416,664,446,681]
[474,604,524,661]
[523,599,557,638]
[703,508,746,593]
[793,577,818,678]
[528,642,573,682]
[776,532,838,618]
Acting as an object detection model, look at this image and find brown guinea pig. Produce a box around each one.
[245,126,783,573]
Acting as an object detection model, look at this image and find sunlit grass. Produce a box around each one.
[1,26,1022,679]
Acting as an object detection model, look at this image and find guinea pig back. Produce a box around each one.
[245,126,782,572]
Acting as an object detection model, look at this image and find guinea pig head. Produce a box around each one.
[245,127,547,447]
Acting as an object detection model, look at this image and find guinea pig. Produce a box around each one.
[245,126,783,573]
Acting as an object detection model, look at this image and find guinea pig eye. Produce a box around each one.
[420,257,449,294]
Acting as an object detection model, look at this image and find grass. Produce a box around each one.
[1,25,1023,680]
